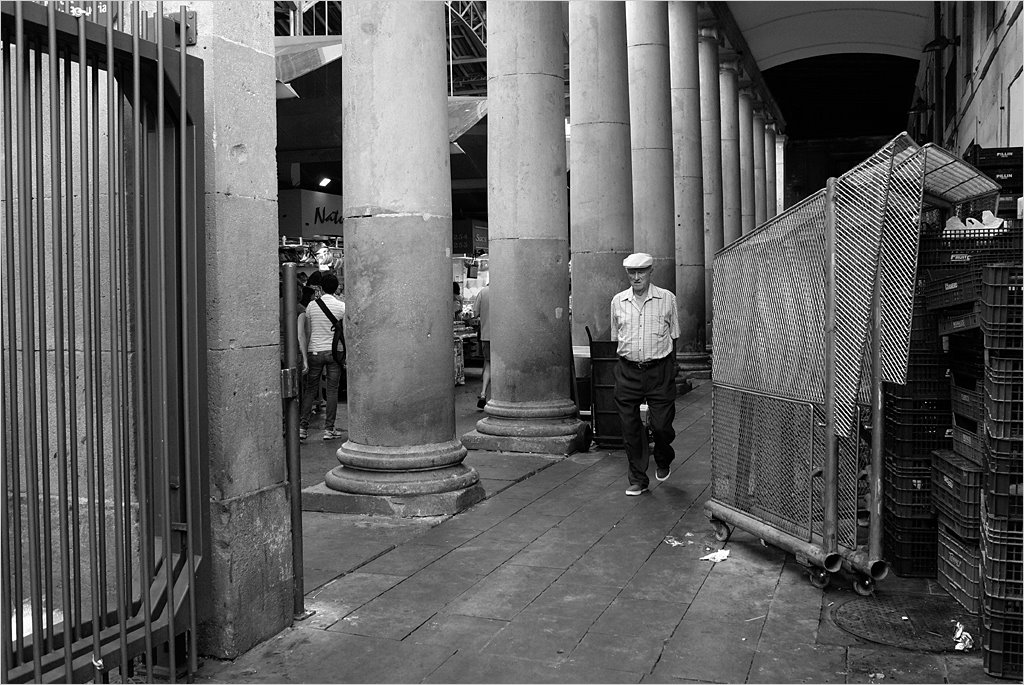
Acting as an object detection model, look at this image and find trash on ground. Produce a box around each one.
[745,614,766,622]
[901,616,908,620]
[684,532,694,537]
[953,622,973,651]
[663,535,685,547]
[869,673,885,680]
[699,549,730,562]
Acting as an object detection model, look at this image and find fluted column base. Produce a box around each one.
[303,439,485,516]
[463,399,590,455]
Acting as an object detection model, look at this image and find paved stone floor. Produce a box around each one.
[196,375,1000,684]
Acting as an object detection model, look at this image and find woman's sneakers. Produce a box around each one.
[323,429,345,441]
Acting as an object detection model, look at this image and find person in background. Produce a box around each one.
[299,273,346,441]
[453,282,466,386]
[610,253,679,496]
[474,283,490,410]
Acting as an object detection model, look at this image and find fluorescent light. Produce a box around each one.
[319,177,331,187]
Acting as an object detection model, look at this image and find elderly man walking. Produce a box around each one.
[610,253,680,496]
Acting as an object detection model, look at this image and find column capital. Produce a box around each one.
[698,26,721,43]
[719,57,741,74]
[776,133,788,146]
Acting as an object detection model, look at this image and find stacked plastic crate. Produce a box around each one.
[966,146,1022,223]
[922,267,986,611]
[980,263,1023,681]
[881,237,951,577]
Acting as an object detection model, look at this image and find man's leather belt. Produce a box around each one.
[618,355,670,370]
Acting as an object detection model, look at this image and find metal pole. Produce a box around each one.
[282,263,311,620]
[821,177,839,556]
[47,2,75,674]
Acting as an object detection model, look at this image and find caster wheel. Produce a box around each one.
[808,568,830,589]
[711,519,732,542]
[853,576,875,596]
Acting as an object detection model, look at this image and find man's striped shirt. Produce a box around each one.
[610,284,679,362]
[308,294,346,353]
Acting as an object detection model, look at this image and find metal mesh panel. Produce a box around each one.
[713,190,828,404]
[879,148,926,384]
[832,136,911,436]
[712,385,821,541]
[836,408,867,550]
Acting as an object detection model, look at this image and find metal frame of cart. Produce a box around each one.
[704,133,1002,594]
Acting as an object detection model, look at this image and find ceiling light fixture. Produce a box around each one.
[922,35,959,52]
[319,177,331,187]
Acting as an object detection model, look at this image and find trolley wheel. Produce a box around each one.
[711,519,732,542]
[808,568,831,589]
[853,576,875,596]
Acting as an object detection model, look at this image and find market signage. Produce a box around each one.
[279,189,344,238]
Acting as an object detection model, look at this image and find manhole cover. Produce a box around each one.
[833,593,980,652]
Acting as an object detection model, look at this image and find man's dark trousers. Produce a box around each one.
[614,355,677,488]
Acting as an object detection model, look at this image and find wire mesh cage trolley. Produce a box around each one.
[705,133,1003,593]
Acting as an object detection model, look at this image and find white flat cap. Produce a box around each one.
[623,252,654,269]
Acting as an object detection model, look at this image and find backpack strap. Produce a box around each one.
[314,297,339,328]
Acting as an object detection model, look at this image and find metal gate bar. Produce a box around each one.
[2,2,207,681]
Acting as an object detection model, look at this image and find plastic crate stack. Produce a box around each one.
[979,263,1023,681]
[881,283,950,578]
[966,146,1022,222]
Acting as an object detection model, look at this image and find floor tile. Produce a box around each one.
[442,564,563,620]
[405,613,509,651]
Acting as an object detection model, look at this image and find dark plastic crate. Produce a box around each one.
[884,407,950,441]
[939,303,983,335]
[952,425,984,466]
[984,472,1024,520]
[883,463,932,514]
[986,404,1023,441]
[931,449,983,536]
[937,509,981,542]
[884,446,937,473]
[923,268,984,310]
[982,321,1023,351]
[982,590,1022,617]
[984,432,1023,476]
[886,394,951,414]
[884,522,938,578]
[985,355,1023,404]
[886,376,952,400]
[982,495,1024,538]
[982,263,1024,300]
[980,530,1023,600]
[969,146,1022,167]
[951,386,984,422]
[937,523,981,614]
[918,223,1023,269]
[982,610,1023,681]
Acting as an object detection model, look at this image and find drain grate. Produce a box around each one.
[833,593,980,652]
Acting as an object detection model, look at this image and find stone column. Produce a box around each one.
[764,120,777,220]
[668,1,708,369]
[324,1,483,515]
[719,57,741,247]
[192,1,293,658]
[697,27,722,348]
[627,1,674,292]
[569,1,634,345]
[776,133,788,214]
[464,1,588,455]
[738,85,755,236]
[752,105,768,228]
